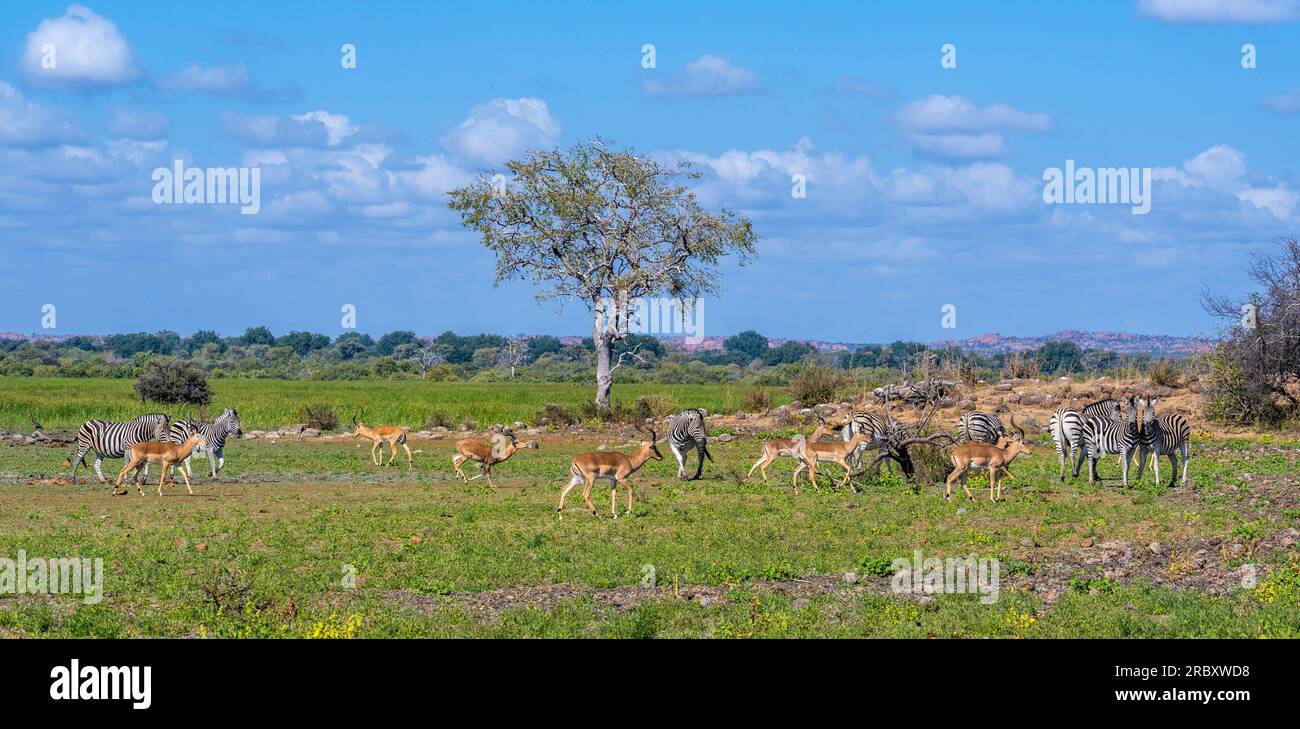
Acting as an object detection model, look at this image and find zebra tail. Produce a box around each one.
[702,443,714,462]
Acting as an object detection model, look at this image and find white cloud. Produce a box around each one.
[1183,144,1245,189]
[1262,88,1300,113]
[1137,0,1299,24]
[21,4,141,90]
[0,82,85,147]
[155,63,300,103]
[290,111,357,146]
[896,95,1051,134]
[643,54,760,98]
[896,95,1050,160]
[440,98,560,165]
[156,64,249,94]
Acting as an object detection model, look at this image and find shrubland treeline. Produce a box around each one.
[0,326,1174,387]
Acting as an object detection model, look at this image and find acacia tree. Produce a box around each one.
[1201,238,1300,424]
[448,139,756,411]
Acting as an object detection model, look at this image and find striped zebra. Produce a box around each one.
[166,408,243,479]
[1136,397,1191,487]
[1048,408,1085,481]
[667,409,711,480]
[1082,398,1121,420]
[70,413,169,483]
[843,411,907,473]
[956,412,1005,443]
[1082,395,1140,486]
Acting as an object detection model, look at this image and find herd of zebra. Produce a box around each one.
[799,394,1191,489]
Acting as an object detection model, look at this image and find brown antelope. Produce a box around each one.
[113,434,206,496]
[352,415,413,467]
[557,427,662,519]
[451,429,537,486]
[791,432,882,494]
[944,419,1031,501]
[746,417,839,483]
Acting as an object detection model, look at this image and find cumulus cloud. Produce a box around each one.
[0,82,85,147]
[895,95,1050,160]
[20,4,142,90]
[1154,144,1297,220]
[643,54,760,98]
[1137,0,1299,24]
[440,98,560,165]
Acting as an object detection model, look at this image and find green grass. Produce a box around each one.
[0,377,777,431]
[1,430,1296,638]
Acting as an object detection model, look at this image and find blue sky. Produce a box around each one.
[0,1,1297,342]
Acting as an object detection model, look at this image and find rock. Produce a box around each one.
[195,543,207,552]
[1019,538,1034,548]
[843,572,859,584]
[428,434,446,441]
[792,598,810,610]
[416,430,432,437]
[410,535,423,545]
[512,421,525,429]
[1082,538,1094,547]
[717,433,734,443]
[525,428,541,435]
[1148,541,1164,555]
[957,508,968,515]
[696,595,715,607]
[596,443,609,451]
[300,428,321,438]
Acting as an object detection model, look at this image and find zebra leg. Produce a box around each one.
[1180,443,1190,487]
[691,444,705,480]
[71,444,90,482]
[1056,443,1066,482]
[216,450,225,475]
[1134,446,1147,481]
[1121,449,1132,488]
[1071,445,1085,479]
[207,448,218,478]
[669,443,686,480]
[1167,452,1179,489]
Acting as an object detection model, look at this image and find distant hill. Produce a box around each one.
[928,331,1213,356]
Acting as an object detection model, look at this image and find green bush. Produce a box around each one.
[134,358,211,405]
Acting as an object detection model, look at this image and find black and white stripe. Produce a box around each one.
[1048,408,1085,481]
[1082,395,1140,486]
[1136,397,1191,487]
[71,413,169,483]
[844,411,907,473]
[167,408,243,479]
[1082,398,1121,421]
[667,409,711,480]
[956,412,1005,444]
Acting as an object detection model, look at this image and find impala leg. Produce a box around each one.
[962,470,973,500]
[609,476,619,519]
[747,452,769,481]
[944,464,963,500]
[370,441,380,466]
[452,455,468,482]
[402,443,413,468]
[622,477,633,516]
[179,463,194,495]
[557,474,581,518]
[581,473,598,515]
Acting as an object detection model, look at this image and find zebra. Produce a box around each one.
[70,413,169,483]
[1135,397,1191,487]
[166,408,243,479]
[843,411,907,473]
[1082,395,1140,486]
[1082,398,1121,421]
[956,412,1005,443]
[1048,408,1085,481]
[667,409,711,480]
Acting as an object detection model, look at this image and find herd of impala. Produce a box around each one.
[82,393,1189,518]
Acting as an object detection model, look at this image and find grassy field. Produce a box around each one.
[1,429,1297,638]
[0,377,774,432]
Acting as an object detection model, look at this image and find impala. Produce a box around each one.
[451,429,537,486]
[352,415,413,467]
[944,418,1030,502]
[113,434,206,497]
[791,431,883,494]
[557,427,662,519]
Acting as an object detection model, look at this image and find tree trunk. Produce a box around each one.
[594,331,613,414]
